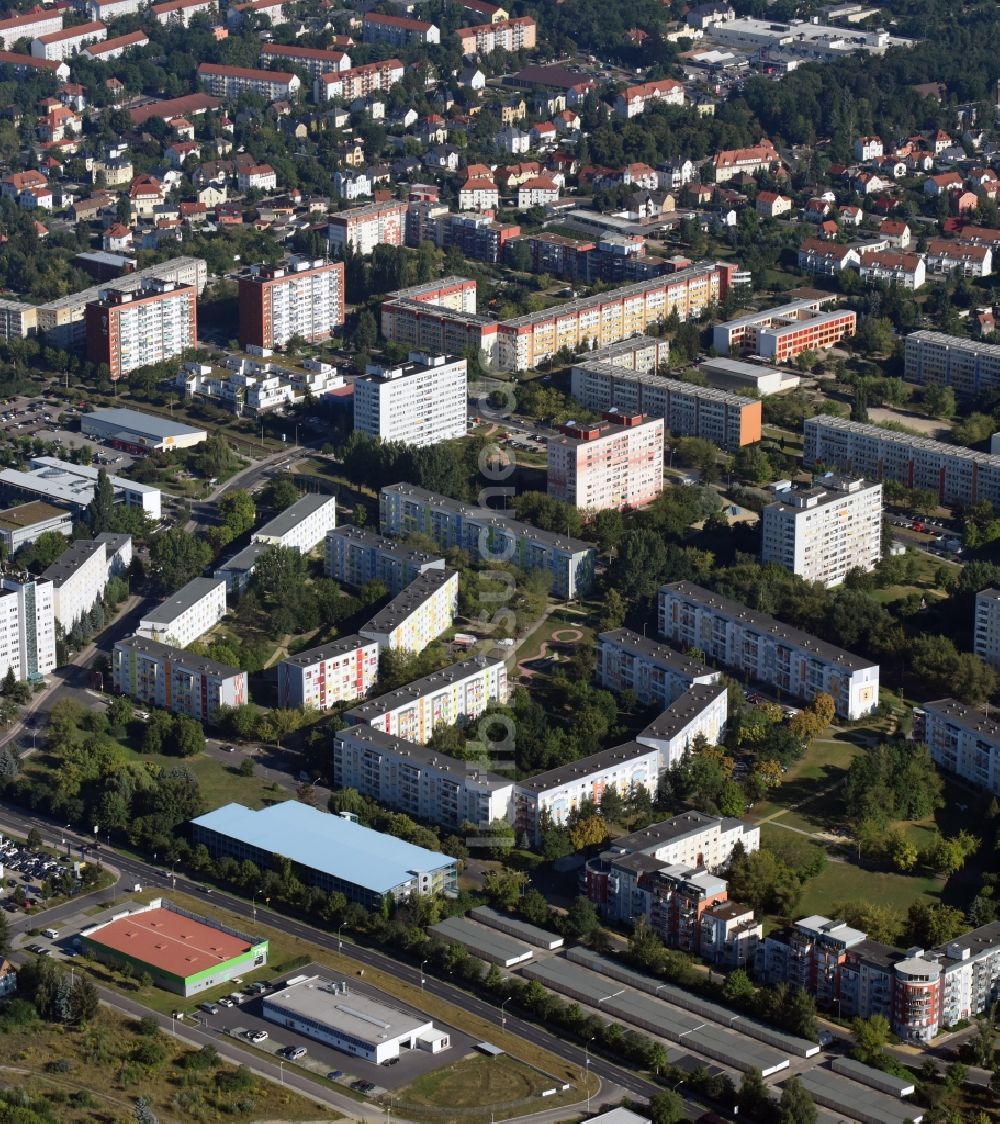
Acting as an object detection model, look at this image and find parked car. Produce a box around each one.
[198,1003,220,1015]
[218,997,234,1008]
[248,1030,268,1043]
[283,1046,307,1060]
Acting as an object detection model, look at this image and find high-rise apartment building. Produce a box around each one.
[658,580,880,720]
[353,353,467,447]
[916,697,1000,796]
[113,636,246,721]
[359,569,459,653]
[804,414,1000,510]
[760,477,882,588]
[238,258,344,350]
[570,360,761,450]
[547,413,664,511]
[324,525,445,595]
[85,281,197,381]
[136,577,227,648]
[904,330,1000,397]
[327,200,406,257]
[456,15,536,54]
[597,628,720,709]
[0,573,55,682]
[276,634,380,711]
[974,587,1000,667]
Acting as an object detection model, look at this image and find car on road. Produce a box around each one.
[381,1057,399,1066]
[350,1080,367,1092]
[220,744,235,752]
[198,1003,220,1015]
[247,1030,268,1043]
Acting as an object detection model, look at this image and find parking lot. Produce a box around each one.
[0,395,135,469]
[192,964,475,1093]
[1,835,87,928]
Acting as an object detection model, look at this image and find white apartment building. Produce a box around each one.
[804,414,1000,510]
[316,59,405,103]
[237,258,344,350]
[636,682,729,769]
[547,413,664,512]
[197,63,299,102]
[918,698,1000,796]
[152,0,218,25]
[334,724,514,829]
[325,525,445,595]
[136,577,227,648]
[456,16,536,55]
[605,809,759,871]
[354,353,467,448]
[362,11,440,45]
[0,574,55,682]
[327,200,406,257]
[597,628,721,709]
[761,477,883,588]
[905,330,1000,397]
[114,636,246,721]
[658,580,880,720]
[925,241,992,278]
[359,569,458,653]
[42,539,110,632]
[0,10,61,50]
[570,361,761,450]
[87,0,140,16]
[276,634,379,711]
[614,78,684,118]
[514,740,661,843]
[31,20,106,61]
[259,43,351,77]
[343,657,508,744]
[252,494,337,555]
[974,587,1000,668]
[380,483,596,599]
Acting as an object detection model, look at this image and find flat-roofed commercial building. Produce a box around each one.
[262,975,450,1063]
[333,723,515,828]
[81,407,207,453]
[327,199,406,256]
[276,634,379,710]
[191,800,458,909]
[712,299,856,361]
[699,356,801,397]
[252,493,337,555]
[137,577,227,648]
[80,899,267,996]
[353,354,467,447]
[0,501,71,554]
[761,477,883,588]
[658,580,880,720]
[344,656,508,744]
[85,281,197,381]
[380,483,596,599]
[904,330,1000,397]
[597,628,721,709]
[803,414,1000,509]
[570,360,761,450]
[916,697,1000,796]
[547,413,664,512]
[325,525,445,595]
[237,258,344,350]
[513,740,661,845]
[113,636,247,720]
[0,457,161,520]
[359,569,458,653]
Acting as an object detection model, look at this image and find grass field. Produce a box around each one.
[396,1053,583,1123]
[0,1004,336,1122]
[748,734,863,825]
[795,858,944,918]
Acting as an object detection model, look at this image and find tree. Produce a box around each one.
[722,968,757,1005]
[0,909,10,959]
[238,756,255,777]
[905,901,967,947]
[564,896,600,939]
[107,696,133,729]
[567,815,610,851]
[483,868,527,910]
[778,1077,817,1124]
[261,474,300,512]
[69,975,99,1025]
[648,1090,685,1124]
[87,467,116,533]
[26,827,42,850]
[171,716,205,758]
[149,529,211,593]
[218,489,256,537]
[141,710,173,755]
[851,1015,891,1064]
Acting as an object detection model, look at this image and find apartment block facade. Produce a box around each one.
[353,353,467,447]
[0,574,55,682]
[904,330,1000,397]
[31,21,106,61]
[514,740,662,843]
[713,300,857,361]
[343,657,508,744]
[327,200,406,256]
[197,62,299,102]
[113,636,246,721]
[259,43,350,77]
[324,525,445,595]
[635,682,730,769]
[252,493,337,555]
[316,59,404,102]
[658,581,880,720]
[570,360,761,450]
[380,483,596,599]
[0,11,62,50]
[804,414,1000,509]
[359,568,458,653]
[237,258,344,349]
[333,724,514,830]
[84,281,197,381]
[547,413,664,512]
[597,628,720,710]
[42,538,111,631]
[761,477,883,588]
[363,11,440,45]
[916,697,1000,796]
[974,587,1000,667]
[276,634,379,711]
[456,15,536,54]
[136,577,227,648]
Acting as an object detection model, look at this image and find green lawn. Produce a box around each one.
[795,857,944,918]
[748,733,863,824]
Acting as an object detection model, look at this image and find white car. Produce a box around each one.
[248,1030,268,1043]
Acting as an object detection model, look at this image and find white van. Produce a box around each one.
[42,928,59,940]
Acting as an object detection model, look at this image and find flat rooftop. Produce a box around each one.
[0,500,70,530]
[281,634,375,669]
[327,524,444,567]
[264,975,428,1041]
[116,635,241,680]
[360,569,456,635]
[807,413,1000,466]
[41,538,104,587]
[515,740,656,797]
[82,407,206,442]
[85,905,253,978]
[0,457,158,505]
[575,360,757,408]
[253,493,334,541]
[344,656,504,723]
[140,577,224,625]
[609,809,725,855]
[599,628,718,678]
[639,683,728,743]
[190,802,456,894]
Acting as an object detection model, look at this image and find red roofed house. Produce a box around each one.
[924,172,962,197]
[798,239,860,276]
[614,77,684,119]
[458,178,499,211]
[755,191,792,218]
[859,250,926,289]
[518,175,559,209]
[712,141,778,184]
[879,219,911,248]
[925,239,992,278]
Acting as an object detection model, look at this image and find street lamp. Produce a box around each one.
[584,1036,594,1113]
[500,996,510,1026]
[420,959,428,990]
[338,924,344,952]
[279,1060,284,1086]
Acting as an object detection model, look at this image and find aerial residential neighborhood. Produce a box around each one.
[0,0,995,1121]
